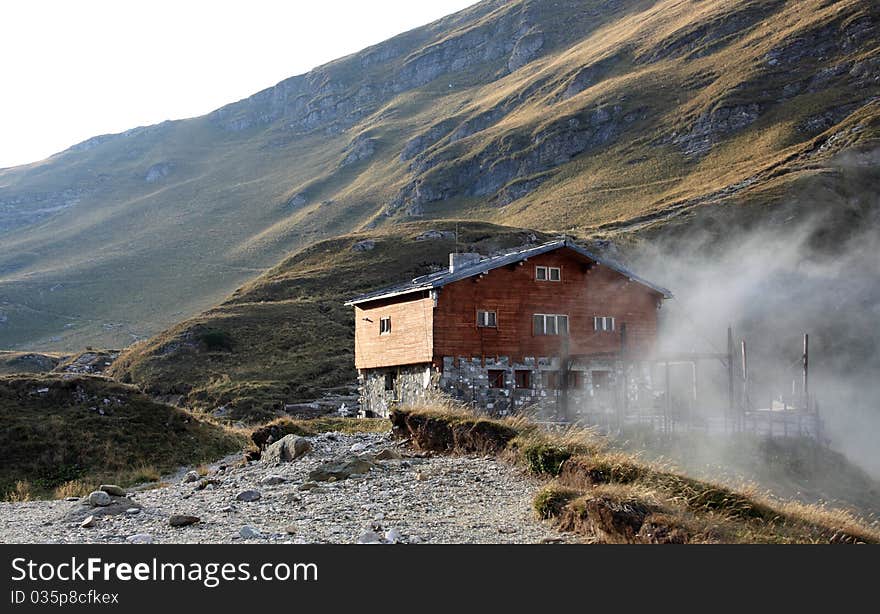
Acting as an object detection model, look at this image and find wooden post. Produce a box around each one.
[664,360,671,435]
[727,326,735,432]
[803,333,809,412]
[741,339,748,431]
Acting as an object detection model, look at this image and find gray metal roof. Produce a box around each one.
[345,238,672,306]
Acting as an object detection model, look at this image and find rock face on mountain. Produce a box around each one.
[0,0,878,350]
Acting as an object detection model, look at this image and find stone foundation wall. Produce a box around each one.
[359,357,656,420]
[358,364,435,418]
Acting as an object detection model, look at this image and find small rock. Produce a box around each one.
[285,526,297,535]
[350,442,368,453]
[195,478,222,491]
[125,508,141,515]
[80,515,97,528]
[236,490,262,502]
[181,470,200,483]
[415,471,426,481]
[169,515,200,527]
[88,491,112,507]
[385,528,402,543]
[373,512,385,521]
[220,506,233,513]
[126,534,153,544]
[298,482,319,491]
[239,525,263,539]
[262,435,312,464]
[375,448,402,461]
[308,455,374,482]
[99,485,125,497]
[64,497,80,502]
[357,531,382,544]
[260,475,286,486]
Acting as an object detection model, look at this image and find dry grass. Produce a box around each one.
[5,481,33,503]
[392,404,880,543]
[0,374,247,500]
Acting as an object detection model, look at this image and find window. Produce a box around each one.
[533,314,569,336]
[593,316,615,332]
[384,372,396,391]
[477,310,497,328]
[544,370,582,390]
[379,317,391,335]
[535,266,561,281]
[515,370,531,389]
[488,369,505,388]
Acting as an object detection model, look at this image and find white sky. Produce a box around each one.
[0,0,478,168]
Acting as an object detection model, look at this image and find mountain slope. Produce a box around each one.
[1,0,878,350]
[108,221,551,421]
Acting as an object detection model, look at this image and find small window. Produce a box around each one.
[593,316,615,332]
[384,372,396,391]
[488,369,505,388]
[515,370,531,389]
[536,266,561,281]
[379,317,392,335]
[544,371,560,390]
[477,310,497,328]
[534,314,569,336]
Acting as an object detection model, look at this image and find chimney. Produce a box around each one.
[449,252,481,272]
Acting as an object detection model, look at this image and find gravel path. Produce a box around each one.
[0,432,570,544]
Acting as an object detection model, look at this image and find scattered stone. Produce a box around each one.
[376,448,402,461]
[298,482,319,491]
[182,470,200,483]
[88,491,112,507]
[239,526,263,539]
[309,455,375,482]
[385,528,402,543]
[357,531,382,544]
[285,526,297,535]
[262,435,312,464]
[126,534,153,544]
[195,478,222,491]
[415,471,426,481]
[350,442,368,453]
[64,497,80,502]
[169,515,200,527]
[99,485,125,497]
[244,449,261,462]
[125,508,141,515]
[80,515,96,528]
[236,490,262,502]
[260,475,286,486]
[220,506,233,513]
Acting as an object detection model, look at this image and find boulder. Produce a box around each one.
[80,515,96,528]
[99,484,126,497]
[181,470,200,483]
[169,515,200,527]
[236,489,262,502]
[262,435,312,464]
[308,455,375,482]
[239,525,263,539]
[260,475,286,486]
[376,448,402,461]
[88,491,112,507]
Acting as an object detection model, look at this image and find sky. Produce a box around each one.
[0,0,478,169]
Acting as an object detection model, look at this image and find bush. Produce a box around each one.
[523,443,573,476]
[198,329,233,352]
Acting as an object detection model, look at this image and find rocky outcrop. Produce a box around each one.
[145,162,174,183]
[671,104,761,157]
[508,29,544,71]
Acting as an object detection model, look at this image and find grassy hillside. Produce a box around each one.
[109,221,551,421]
[1,0,877,350]
[0,374,246,499]
[392,404,880,543]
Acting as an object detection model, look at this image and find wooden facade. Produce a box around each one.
[352,246,664,370]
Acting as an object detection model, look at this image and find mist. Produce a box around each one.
[623,163,880,480]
